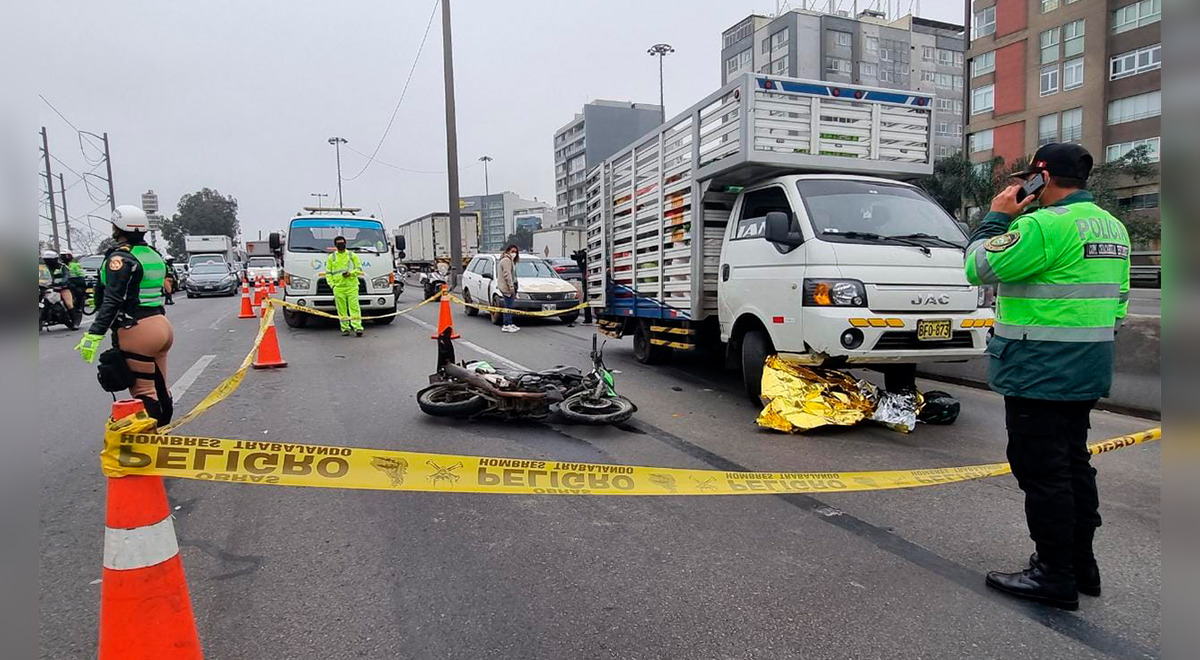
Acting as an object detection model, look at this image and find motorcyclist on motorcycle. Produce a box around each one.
[42,250,77,320]
[61,250,88,323]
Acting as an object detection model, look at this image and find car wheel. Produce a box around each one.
[464,290,479,316]
[741,327,773,405]
[490,296,503,325]
[559,312,579,325]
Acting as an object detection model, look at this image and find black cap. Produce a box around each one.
[1014,143,1094,180]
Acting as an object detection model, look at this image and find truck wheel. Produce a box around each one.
[282,307,308,329]
[463,290,479,316]
[741,328,773,405]
[633,323,668,365]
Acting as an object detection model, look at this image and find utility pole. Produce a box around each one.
[41,127,61,252]
[58,173,72,251]
[102,132,116,211]
[442,0,463,284]
[328,137,348,208]
[310,192,329,209]
[478,155,493,196]
[647,43,674,125]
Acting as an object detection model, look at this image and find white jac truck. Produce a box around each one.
[271,207,398,328]
[586,73,993,401]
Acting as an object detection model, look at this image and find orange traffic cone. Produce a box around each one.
[268,278,277,294]
[99,399,203,660]
[237,285,255,319]
[253,314,288,369]
[430,284,460,339]
[252,283,265,308]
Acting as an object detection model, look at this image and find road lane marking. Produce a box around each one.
[402,316,531,371]
[171,354,216,402]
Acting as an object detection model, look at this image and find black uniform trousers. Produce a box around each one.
[1004,396,1101,570]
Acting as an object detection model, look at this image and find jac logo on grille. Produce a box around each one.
[911,293,951,305]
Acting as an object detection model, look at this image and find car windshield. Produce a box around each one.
[248,257,275,267]
[797,180,966,246]
[514,258,557,278]
[191,264,229,275]
[288,219,387,253]
[79,255,104,269]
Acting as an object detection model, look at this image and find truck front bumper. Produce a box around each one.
[284,292,396,312]
[781,307,994,366]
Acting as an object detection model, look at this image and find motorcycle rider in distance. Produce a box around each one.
[42,250,76,319]
[75,205,175,426]
[61,250,88,323]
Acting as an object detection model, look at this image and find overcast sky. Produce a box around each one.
[38,0,963,253]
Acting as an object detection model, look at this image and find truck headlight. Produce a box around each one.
[289,275,311,290]
[803,279,867,307]
[516,292,532,300]
[371,276,391,290]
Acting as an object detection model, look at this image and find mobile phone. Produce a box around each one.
[1020,173,1046,200]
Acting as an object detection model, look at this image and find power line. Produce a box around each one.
[39,94,80,132]
[343,0,441,181]
[344,144,482,175]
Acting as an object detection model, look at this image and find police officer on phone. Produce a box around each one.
[965,143,1130,610]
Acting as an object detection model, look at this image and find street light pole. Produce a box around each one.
[647,43,674,125]
[310,192,329,210]
[442,0,464,284]
[328,137,348,208]
[478,155,493,196]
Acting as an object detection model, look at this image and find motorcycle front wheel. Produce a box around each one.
[558,393,636,425]
[417,384,489,417]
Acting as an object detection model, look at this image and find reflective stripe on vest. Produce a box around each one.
[997,283,1120,299]
[971,248,999,284]
[994,323,1115,342]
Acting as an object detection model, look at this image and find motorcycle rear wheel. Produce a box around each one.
[558,393,636,425]
[417,384,489,417]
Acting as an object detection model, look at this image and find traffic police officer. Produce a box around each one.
[965,143,1130,610]
[75,205,175,426]
[325,235,364,336]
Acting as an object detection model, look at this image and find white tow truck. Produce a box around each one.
[586,74,993,400]
[271,207,398,328]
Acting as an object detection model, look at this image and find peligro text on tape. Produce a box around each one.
[104,413,1161,496]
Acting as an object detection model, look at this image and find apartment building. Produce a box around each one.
[553,101,663,227]
[460,192,547,253]
[966,0,1161,224]
[720,9,966,159]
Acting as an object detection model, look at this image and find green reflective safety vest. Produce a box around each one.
[324,250,362,291]
[102,245,167,308]
[965,191,1130,400]
[68,261,86,278]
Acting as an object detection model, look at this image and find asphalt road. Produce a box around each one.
[39,292,1162,659]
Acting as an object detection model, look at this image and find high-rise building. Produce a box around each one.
[461,192,549,252]
[553,100,663,227]
[965,0,1160,229]
[720,9,966,160]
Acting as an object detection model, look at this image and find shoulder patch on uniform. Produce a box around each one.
[985,231,1021,252]
[107,256,124,270]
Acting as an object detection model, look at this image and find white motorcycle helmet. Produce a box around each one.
[111,205,150,232]
[41,250,59,260]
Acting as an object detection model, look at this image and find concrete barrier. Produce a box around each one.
[918,314,1160,418]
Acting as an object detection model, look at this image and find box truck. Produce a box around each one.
[395,212,480,270]
[531,226,584,259]
[586,74,992,401]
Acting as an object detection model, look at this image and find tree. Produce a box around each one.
[161,188,240,258]
[503,228,534,252]
[1086,145,1160,248]
[917,152,1028,228]
[96,237,118,254]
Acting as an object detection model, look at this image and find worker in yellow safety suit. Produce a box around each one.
[325,235,364,336]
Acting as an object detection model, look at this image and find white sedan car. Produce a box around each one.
[461,253,580,325]
[244,256,280,283]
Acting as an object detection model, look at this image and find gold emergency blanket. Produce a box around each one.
[756,356,921,433]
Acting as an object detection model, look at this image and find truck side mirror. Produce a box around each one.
[394,235,406,251]
[763,211,802,247]
[269,232,282,251]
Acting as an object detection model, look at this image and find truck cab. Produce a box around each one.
[274,208,397,328]
[718,175,990,394]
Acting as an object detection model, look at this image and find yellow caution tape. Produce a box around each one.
[448,294,588,318]
[265,292,440,321]
[103,415,1160,496]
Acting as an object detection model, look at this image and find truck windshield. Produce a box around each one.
[287,219,387,254]
[797,180,965,247]
[189,254,226,266]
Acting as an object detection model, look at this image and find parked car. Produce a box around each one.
[461,253,580,325]
[545,257,583,282]
[244,255,280,282]
[78,254,105,285]
[183,262,239,297]
[1129,251,1160,288]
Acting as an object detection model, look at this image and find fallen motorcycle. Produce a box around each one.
[418,329,636,424]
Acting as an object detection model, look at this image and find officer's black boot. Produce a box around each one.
[986,555,1079,610]
[1029,552,1100,597]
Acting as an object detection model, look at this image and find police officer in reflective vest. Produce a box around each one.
[75,205,175,426]
[965,143,1130,610]
[325,235,364,336]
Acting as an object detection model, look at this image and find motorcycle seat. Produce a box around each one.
[537,365,582,378]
